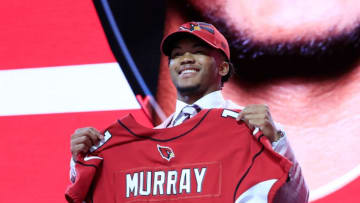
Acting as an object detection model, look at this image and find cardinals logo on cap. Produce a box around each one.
[157,144,175,161]
[179,22,214,34]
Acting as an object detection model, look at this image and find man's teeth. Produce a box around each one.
[181,69,197,74]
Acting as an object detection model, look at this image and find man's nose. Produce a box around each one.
[180,52,195,65]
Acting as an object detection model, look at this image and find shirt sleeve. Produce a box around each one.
[65,154,103,203]
[220,101,309,202]
[271,131,309,203]
[70,158,76,183]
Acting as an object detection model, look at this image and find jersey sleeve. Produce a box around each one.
[234,134,293,203]
[65,128,113,202]
[65,154,103,203]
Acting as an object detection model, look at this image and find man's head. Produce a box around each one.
[161,22,233,101]
[182,0,360,82]
[162,22,230,60]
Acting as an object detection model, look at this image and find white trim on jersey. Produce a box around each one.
[235,179,277,203]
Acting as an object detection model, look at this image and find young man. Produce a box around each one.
[69,22,308,202]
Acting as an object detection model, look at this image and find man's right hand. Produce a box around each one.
[70,127,104,161]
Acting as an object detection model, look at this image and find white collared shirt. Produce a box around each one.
[168,90,285,147]
[169,90,241,126]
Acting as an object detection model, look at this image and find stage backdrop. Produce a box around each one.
[0,1,359,202]
[0,1,151,202]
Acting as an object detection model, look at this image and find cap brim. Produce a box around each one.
[161,31,218,57]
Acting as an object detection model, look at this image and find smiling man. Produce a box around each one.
[167,37,229,104]
[156,0,360,197]
[159,21,308,202]
[69,21,308,202]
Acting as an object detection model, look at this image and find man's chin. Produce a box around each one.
[195,7,360,82]
[176,85,201,94]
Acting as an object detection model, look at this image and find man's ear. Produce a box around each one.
[219,61,230,76]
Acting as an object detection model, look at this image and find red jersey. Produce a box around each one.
[65,108,292,203]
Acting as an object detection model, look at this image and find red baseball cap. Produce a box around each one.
[161,22,230,60]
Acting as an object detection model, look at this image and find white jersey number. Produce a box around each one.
[221,109,239,119]
[89,130,112,153]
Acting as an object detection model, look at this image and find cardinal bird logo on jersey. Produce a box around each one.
[157,144,175,161]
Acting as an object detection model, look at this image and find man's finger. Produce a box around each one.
[242,104,269,114]
[72,135,92,147]
[245,121,255,131]
[80,136,94,148]
[73,143,87,153]
[71,143,89,159]
[248,118,266,128]
[245,104,269,109]
[242,114,267,121]
[85,128,103,146]
[236,111,243,121]
[88,127,104,140]
[73,127,103,140]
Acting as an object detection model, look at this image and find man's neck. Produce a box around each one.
[223,65,360,126]
[177,89,221,104]
[177,94,202,104]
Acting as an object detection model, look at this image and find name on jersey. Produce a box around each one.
[119,162,221,201]
[126,167,206,197]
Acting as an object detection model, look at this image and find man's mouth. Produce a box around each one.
[178,67,200,77]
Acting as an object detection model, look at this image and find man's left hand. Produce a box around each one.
[236,104,281,143]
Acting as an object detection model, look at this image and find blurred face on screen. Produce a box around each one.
[187,0,360,80]
[182,0,360,193]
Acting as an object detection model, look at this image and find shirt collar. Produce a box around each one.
[173,90,225,120]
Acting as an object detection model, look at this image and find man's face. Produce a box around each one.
[187,0,360,81]
[190,0,360,42]
[168,37,224,96]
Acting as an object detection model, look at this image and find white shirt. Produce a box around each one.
[157,91,239,128]
[170,91,230,126]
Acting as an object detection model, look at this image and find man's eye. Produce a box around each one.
[194,50,205,54]
[171,53,181,58]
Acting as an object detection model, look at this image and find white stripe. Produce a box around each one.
[235,179,277,203]
[309,164,360,201]
[84,156,103,161]
[0,62,140,116]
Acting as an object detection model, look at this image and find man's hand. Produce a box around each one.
[70,127,104,161]
[236,104,280,143]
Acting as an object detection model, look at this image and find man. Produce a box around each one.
[70,22,308,202]
[156,0,360,196]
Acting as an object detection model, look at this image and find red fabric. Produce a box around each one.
[136,95,153,123]
[0,1,151,203]
[65,109,291,203]
[0,109,150,203]
[0,0,115,70]
[161,22,230,60]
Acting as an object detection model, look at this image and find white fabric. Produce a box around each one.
[171,91,228,125]
[172,104,201,126]
[235,179,277,203]
[70,158,76,183]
